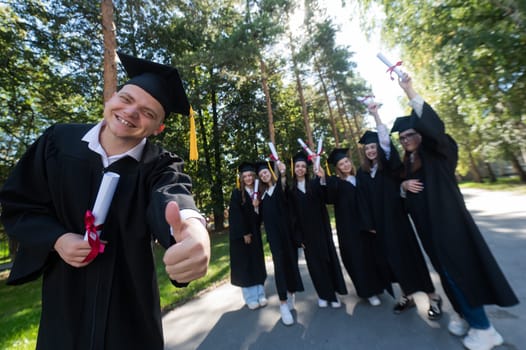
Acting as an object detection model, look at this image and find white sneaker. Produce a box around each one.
[280,303,294,326]
[287,293,296,311]
[258,297,268,307]
[448,313,469,336]
[318,298,328,308]
[462,326,503,350]
[330,299,342,308]
[247,302,259,310]
[368,296,381,306]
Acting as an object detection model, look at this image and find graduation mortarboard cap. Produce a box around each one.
[292,151,312,165]
[238,161,256,173]
[255,161,273,174]
[390,116,417,134]
[327,148,350,166]
[117,51,190,118]
[359,130,379,145]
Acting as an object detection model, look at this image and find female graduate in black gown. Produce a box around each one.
[357,103,442,319]
[393,73,518,350]
[228,162,267,310]
[256,160,304,326]
[322,148,391,306]
[287,151,347,308]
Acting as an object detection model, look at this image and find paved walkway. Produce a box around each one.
[163,189,525,349]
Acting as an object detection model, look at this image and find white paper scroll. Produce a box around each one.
[315,137,323,172]
[253,179,259,200]
[84,172,120,240]
[377,52,404,80]
[268,142,279,161]
[297,138,315,157]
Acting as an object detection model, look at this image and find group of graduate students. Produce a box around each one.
[228,73,518,350]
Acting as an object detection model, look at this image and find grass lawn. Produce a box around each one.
[459,176,526,193]
[0,231,234,350]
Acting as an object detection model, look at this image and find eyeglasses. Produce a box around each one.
[399,132,418,143]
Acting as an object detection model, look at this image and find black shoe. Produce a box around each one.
[393,296,416,314]
[428,296,442,320]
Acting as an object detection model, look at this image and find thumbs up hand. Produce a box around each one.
[163,201,210,283]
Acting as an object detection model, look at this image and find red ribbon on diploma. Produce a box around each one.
[307,148,323,162]
[268,153,278,161]
[82,210,105,263]
[386,61,403,80]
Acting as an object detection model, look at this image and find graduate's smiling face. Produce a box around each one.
[336,157,353,176]
[241,171,255,187]
[258,169,272,184]
[399,128,422,152]
[294,161,307,178]
[103,84,166,142]
[364,143,378,161]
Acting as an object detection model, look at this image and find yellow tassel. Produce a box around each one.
[236,174,240,189]
[290,157,293,177]
[267,160,277,182]
[325,160,332,176]
[189,106,198,161]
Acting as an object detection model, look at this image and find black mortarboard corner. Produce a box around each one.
[359,131,379,145]
[117,51,190,117]
[390,116,417,133]
[292,151,312,166]
[327,148,350,166]
[238,161,256,173]
[255,161,273,174]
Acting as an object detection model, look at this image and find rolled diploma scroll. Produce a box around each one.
[315,137,323,172]
[360,95,376,106]
[297,138,315,157]
[253,179,259,200]
[84,172,120,240]
[376,52,404,80]
[268,142,279,161]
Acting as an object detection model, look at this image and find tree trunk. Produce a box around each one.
[289,34,313,148]
[101,0,117,102]
[468,151,483,183]
[317,69,339,147]
[210,79,225,231]
[259,58,275,145]
[510,153,526,182]
[485,162,497,183]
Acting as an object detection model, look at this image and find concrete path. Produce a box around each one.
[163,188,525,349]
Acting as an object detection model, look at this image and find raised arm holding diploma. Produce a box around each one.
[377,52,405,81]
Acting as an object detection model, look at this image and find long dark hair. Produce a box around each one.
[292,162,311,193]
[401,151,422,179]
[359,144,385,174]
[239,171,256,204]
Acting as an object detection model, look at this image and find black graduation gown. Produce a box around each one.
[326,175,392,298]
[288,179,347,302]
[0,123,199,350]
[259,180,304,300]
[356,144,435,296]
[404,103,518,309]
[228,188,267,287]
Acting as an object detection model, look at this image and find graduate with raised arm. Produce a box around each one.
[288,151,347,309]
[322,147,390,307]
[0,51,210,350]
[392,72,518,350]
[228,162,267,309]
[256,160,304,326]
[357,103,442,318]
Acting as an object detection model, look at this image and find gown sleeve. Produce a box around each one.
[0,126,69,284]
